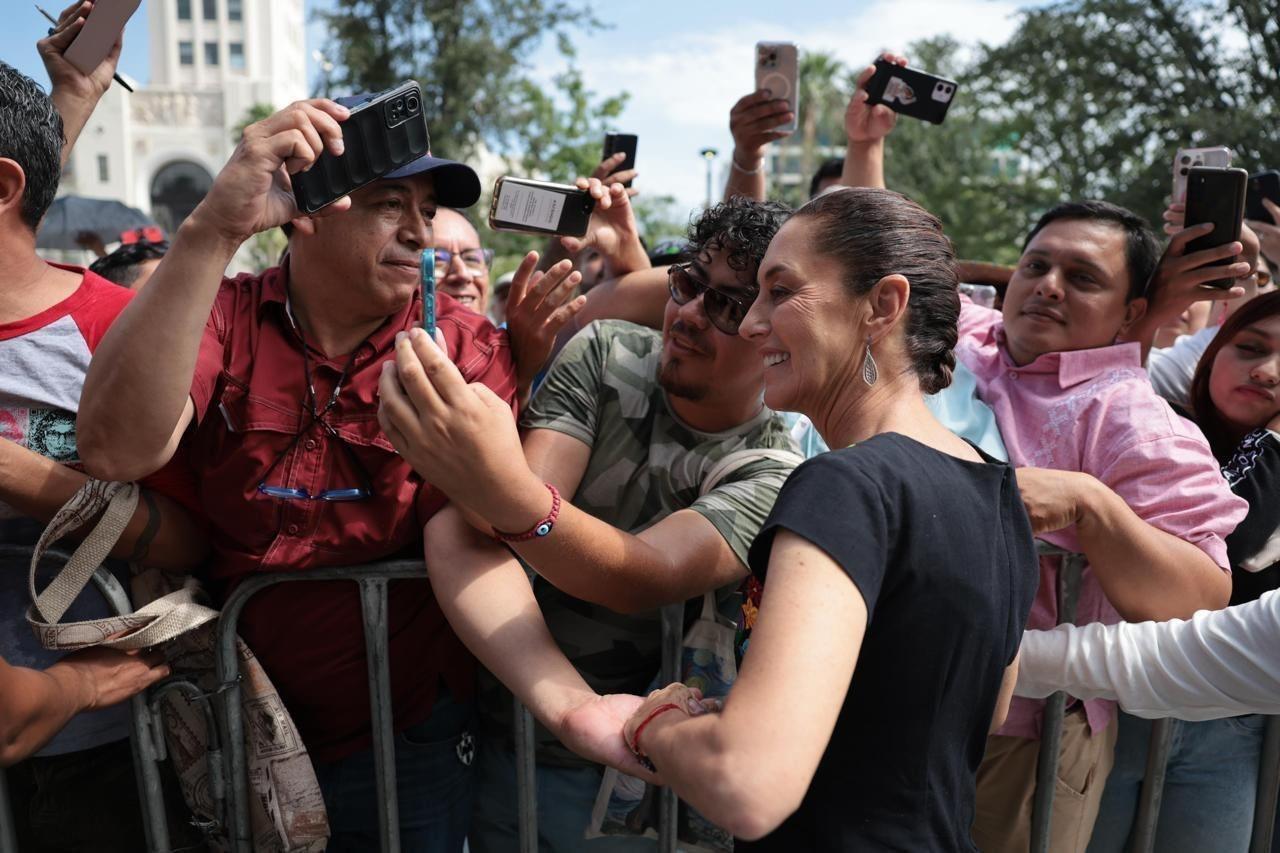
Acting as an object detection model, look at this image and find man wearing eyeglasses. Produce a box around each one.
[377,196,804,852]
[76,97,521,850]
[434,207,495,315]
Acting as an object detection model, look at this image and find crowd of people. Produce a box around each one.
[3,3,1280,852]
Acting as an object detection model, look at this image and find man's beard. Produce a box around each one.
[658,356,709,402]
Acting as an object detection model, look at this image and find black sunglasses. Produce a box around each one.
[667,264,752,336]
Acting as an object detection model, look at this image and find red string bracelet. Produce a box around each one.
[492,483,561,543]
[629,702,682,769]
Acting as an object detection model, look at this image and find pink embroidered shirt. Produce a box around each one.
[956,299,1248,738]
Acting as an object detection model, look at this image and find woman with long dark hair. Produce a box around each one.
[620,188,1040,850]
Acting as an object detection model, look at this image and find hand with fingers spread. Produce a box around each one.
[378,326,541,527]
[561,177,649,277]
[1247,199,1280,268]
[504,252,588,404]
[189,100,352,244]
[729,89,795,173]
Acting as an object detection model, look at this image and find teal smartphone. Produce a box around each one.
[420,248,436,337]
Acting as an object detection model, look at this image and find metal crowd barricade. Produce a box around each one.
[0,544,174,853]
[213,559,424,853]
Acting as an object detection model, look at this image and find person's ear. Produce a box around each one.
[864,273,911,343]
[1121,296,1148,336]
[0,158,29,226]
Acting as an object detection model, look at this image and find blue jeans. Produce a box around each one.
[470,739,656,852]
[1087,711,1266,853]
[313,688,477,852]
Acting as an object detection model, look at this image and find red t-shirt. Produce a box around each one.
[186,265,517,762]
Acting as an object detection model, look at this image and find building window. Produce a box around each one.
[227,0,242,21]
[97,155,109,183]
[177,0,191,20]
[179,41,194,65]
[204,42,219,66]
[229,42,245,70]
[202,0,216,20]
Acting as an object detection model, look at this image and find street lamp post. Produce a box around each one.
[699,147,718,209]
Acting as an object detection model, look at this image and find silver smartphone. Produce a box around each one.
[1172,146,1233,204]
[755,41,799,133]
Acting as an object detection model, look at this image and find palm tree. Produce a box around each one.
[797,52,850,186]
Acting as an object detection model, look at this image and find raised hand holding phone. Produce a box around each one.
[863,57,959,125]
[1184,166,1249,289]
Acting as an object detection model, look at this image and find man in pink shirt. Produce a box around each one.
[957,200,1247,852]
[837,68,1248,851]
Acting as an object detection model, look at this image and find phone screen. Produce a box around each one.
[495,182,566,231]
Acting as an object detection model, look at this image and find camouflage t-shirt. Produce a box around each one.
[485,319,800,766]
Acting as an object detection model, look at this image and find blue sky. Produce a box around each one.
[3,0,1041,215]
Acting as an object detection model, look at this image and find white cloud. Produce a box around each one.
[534,0,1026,218]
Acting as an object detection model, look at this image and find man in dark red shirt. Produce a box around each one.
[77,97,513,849]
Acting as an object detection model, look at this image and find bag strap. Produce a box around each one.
[27,480,218,651]
[696,447,804,619]
[698,448,804,498]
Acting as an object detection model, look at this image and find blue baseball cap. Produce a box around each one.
[334,93,482,209]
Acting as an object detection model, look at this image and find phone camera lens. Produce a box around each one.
[1180,155,1191,164]
[406,95,419,114]
[769,52,777,60]
[1180,167,1188,176]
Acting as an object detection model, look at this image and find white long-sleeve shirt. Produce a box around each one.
[1015,588,1280,720]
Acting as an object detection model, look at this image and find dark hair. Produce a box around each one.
[1189,290,1280,460]
[1022,200,1161,302]
[808,158,844,199]
[686,196,791,276]
[0,62,64,231]
[791,187,959,394]
[89,241,169,287]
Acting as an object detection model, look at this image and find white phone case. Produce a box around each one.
[64,0,142,76]
[755,41,799,134]
[1172,146,1233,204]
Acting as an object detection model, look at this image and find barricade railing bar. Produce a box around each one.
[3,547,1280,853]
[213,560,424,853]
[0,545,175,853]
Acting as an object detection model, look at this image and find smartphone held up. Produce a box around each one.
[291,81,431,214]
[488,177,595,238]
[755,42,799,133]
[864,59,959,125]
[1183,166,1249,290]
[602,133,639,188]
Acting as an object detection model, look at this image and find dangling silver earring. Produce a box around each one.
[862,339,878,386]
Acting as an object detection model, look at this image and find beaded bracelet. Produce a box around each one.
[629,702,683,771]
[492,482,561,542]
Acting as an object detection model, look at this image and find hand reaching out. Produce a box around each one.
[504,252,588,400]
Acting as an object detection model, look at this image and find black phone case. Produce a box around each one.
[603,133,638,188]
[292,82,431,214]
[864,60,959,125]
[1245,170,1280,225]
[488,179,595,238]
[1185,166,1248,289]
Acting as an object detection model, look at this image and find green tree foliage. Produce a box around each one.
[316,0,602,162]
[975,0,1280,225]
[882,37,1060,264]
[796,51,850,184]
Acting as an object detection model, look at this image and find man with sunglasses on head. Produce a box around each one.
[387,195,802,852]
[75,95,521,849]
